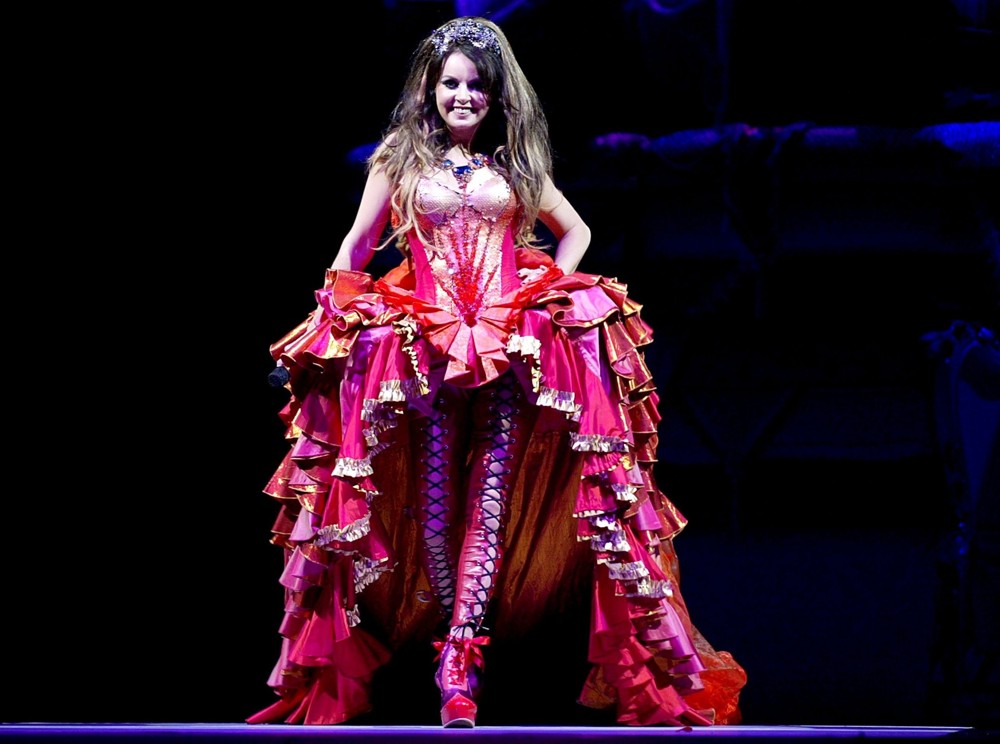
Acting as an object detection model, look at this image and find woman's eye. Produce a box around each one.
[443,80,458,89]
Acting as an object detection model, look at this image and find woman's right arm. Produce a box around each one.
[330,164,393,272]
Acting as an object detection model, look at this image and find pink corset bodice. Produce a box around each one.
[407,164,520,326]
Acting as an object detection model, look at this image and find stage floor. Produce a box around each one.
[0,724,995,742]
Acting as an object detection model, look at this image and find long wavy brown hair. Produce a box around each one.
[368,16,553,251]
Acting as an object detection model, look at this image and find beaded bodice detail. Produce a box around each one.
[411,160,517,326]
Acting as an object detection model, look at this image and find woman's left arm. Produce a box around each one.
[538,175,591,274]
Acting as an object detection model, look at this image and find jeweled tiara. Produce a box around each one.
[430,18,501,56]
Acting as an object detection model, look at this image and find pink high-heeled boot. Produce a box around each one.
[432,374,531,727]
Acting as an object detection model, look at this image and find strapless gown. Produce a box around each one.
[248,163,746,726]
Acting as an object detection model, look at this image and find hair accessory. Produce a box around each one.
[430,18,501,57]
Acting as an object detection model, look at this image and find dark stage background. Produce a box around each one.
[5,0,998,732]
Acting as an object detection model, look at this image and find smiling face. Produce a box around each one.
[435,51,490,147]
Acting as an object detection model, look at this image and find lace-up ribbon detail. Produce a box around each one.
[432,636,490,675]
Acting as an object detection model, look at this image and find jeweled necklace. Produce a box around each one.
[441,152,490,186]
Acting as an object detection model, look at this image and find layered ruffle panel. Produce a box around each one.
[512,272,745,725]
[252,270,405,724]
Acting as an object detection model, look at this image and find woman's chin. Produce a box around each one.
[446,119,481,140]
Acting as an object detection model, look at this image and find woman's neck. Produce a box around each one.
[446,143,478,164]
